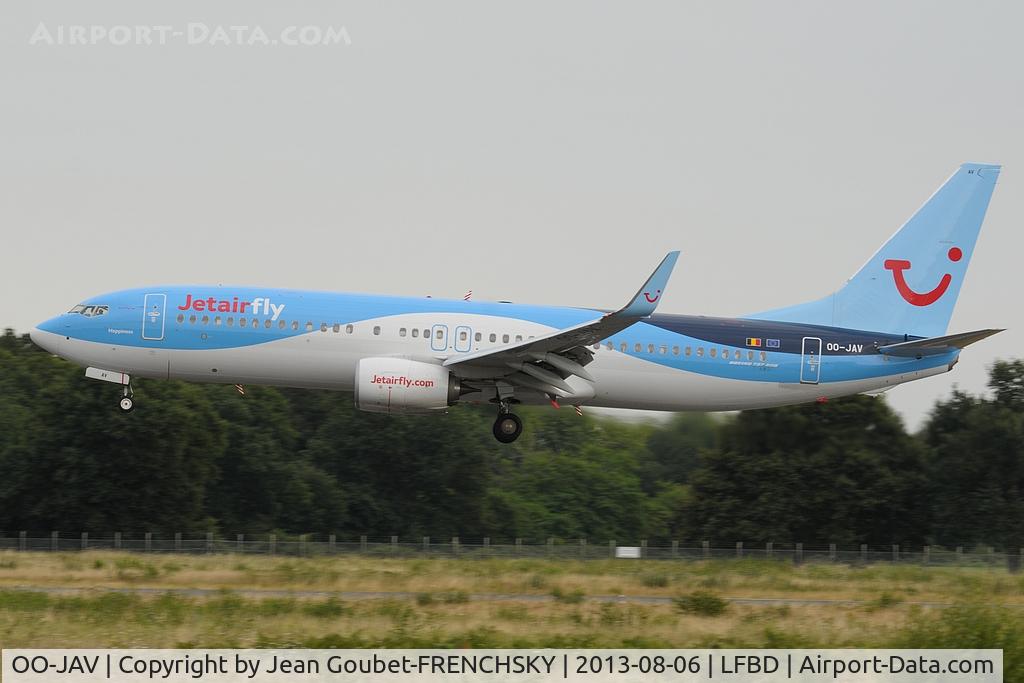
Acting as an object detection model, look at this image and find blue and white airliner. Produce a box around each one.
[32,163,1002,442]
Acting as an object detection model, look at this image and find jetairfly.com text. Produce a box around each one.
[371,374,436,388]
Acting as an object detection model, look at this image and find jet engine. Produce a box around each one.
[354,357,462,414]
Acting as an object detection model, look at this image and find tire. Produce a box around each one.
[119,397,134,413]
[492,413,523,443]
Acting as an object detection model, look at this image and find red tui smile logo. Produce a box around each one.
[643,289,661,303]
[884,247,962,307]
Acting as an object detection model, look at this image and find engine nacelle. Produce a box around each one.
[354,357,462,414]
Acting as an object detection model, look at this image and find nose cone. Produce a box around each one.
[30,316,65,353]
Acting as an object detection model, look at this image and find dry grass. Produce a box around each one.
[0,551,1021,649]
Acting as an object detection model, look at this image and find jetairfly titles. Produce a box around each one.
[32,163,1004,443]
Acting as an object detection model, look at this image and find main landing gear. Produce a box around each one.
[492,398,523,444]
[118,384,135,413]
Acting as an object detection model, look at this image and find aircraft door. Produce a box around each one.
[800,336,822,384]
[430,324,448,352]
[142,293,167,341]
[454,325,472,352]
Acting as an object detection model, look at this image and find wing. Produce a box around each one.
[445,251,679,399]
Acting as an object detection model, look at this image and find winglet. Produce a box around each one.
[878,328,1003,357]
[614,251,680,318]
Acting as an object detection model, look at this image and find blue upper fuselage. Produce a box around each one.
[36,285,957,385]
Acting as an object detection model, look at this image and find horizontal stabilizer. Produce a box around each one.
[878,328,1003,357]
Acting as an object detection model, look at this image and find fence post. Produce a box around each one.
[547,537,554,558]
[452,537,460,557]
[641,539,647,559]
[860,544,868,564]
[175,532,182,552]
[236,534,243,553]
[81,532,88,551]
[145,532,152,553]
[956,546,963,564]
[269,534,276,556]
[206,532,213,554]
[795,542,803,565]
[391,535,399,554]
[579,538,586,558]
[359,535,367,553]
[51,531,58,552]
[328,534,336,554]
[923,545,930,565]
[115,532,122,550]
[423,536,430,555]
[19,531,26,551]
[672,540,679,558]
[515,538,522,557]
[483,537,490,557]
[609,540,615,558]
[829,543,836,562]
[702,540,710,560]
[766,541,773,559]
[892,544,900,563]
[299,534,307,556]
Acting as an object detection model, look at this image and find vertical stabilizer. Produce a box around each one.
[748,163,1000,337]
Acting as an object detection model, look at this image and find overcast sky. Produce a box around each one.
[1,1,1021,430]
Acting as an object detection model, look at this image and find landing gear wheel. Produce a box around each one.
[493,413,523,443]
[119,396,135,413]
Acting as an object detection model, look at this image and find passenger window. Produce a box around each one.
[632,343,640,352]
[593,343,600,350]
[435,329,443,339]
[201,314,209,325]
[291,321,298,331]
[515,335,523,342]
[620,342,627,352]
[697,347,704,357]
[423,329,430,338]
[710,348,717,358]
[460,331,468,341]
[685,346,691,356]
[490,333,497,342]
[252,319,259,329]
[263,319,271,329]
[375,326,382,336]
[189,314,197,324]
[278,320,286,329]
[412,328,419,338]
[305,322,313,331]
[760,351,767,362]
[735,350,741,359]
[648,343,655,353]
[215,316,222,326]
[660,345,667,355]
[240,318,248,328]
[399,328,407,337]
[606,342,614,350]
[747,350,754,360]
[502,334,510,343]
[672,345,679,355]
[333,323,340,333]
[176,314,184,323]
[721,348,727,359]
[227,317,234,327]
[320,323,328,332]
[346,324,354,334]
[475,332,482,342]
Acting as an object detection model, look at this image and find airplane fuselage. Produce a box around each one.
[32,285,956,412]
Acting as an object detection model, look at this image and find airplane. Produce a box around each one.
[32,163,1002,443]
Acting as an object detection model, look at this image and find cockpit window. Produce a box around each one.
[68,304,109,317]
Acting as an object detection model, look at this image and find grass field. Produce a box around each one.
[0,551,1021,672]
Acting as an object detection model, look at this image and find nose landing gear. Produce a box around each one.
[118,385,135,413]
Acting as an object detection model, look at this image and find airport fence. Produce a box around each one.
[0,532,1019,569]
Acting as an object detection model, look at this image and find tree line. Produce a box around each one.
[1,328,1021,552]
